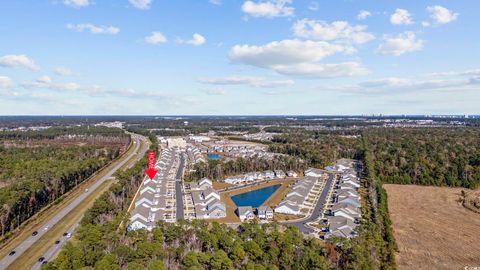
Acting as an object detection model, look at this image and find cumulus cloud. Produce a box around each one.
[0,76,13,89]
[63,0,90,8]
[242,0,294,18]
[292,19,375,44]
[178,33,206,46]
[66,23,120,35]
[129,0,152,10]
[427,5,458,25]
[54,67,73,76]
[229,39,366,78]
[0,54,40,71]
[145,32,168,45]
[357,10,371,20]
[390,8,414,25]
[197,76,294,88]
[377,32,424,56]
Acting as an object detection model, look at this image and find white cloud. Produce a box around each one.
[209,0,222,5]
[22,76,81,91]
[54,67,73,76]
[292,19,375,44]
[421,21,430,27]
[66,23,120,35]
[145,32,168,45]
[357,10,371,20]
[204,88,226,95]
[0,54,40,71]
[0,76,13,88]
[198,76,294,88]
[129,0,152,10]
[390,8,414,25]
[178,33,206,46]
[308,2,319,11]
[242,0,294,18]
[63,0,90,8]
[377,32,424,56]
[230,39,367,78]
[427,6,458,25]
[332,69,480,94]
[272,62,368,78]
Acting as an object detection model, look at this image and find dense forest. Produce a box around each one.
[185,155,306,182]
[0,127,130,238]
[364,128,480,188]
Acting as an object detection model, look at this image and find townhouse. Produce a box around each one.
[190,178,227,219]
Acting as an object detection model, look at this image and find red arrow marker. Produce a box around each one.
[145,150,158,180]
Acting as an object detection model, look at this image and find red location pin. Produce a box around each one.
[145,150,158,179]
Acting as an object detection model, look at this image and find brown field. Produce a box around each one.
[212,182,235,190]
[384,184,480,270]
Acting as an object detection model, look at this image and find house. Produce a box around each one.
[331,203,360,221]
[264,170,275,179]
[274,170,286,178]
[224,175,244,185]
[275,201,300,215]
[286,170,298,178]
[304,168,325,178]
[257,206,274,219]
[325,216,358,239]
[237,206,255,221]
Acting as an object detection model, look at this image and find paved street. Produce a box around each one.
[175,154,185,221]
[0,134,149,270]
[281,173,336,234]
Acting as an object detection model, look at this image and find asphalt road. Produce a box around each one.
[175,154,185,221]
[281,173,336,234]
[0,133,149,270]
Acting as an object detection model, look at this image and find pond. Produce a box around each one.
[207,153,220,160]
[231,184,280,208]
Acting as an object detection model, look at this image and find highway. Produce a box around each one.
[281,173,336,234]
[175,153,185,221]
[0,133,149,270]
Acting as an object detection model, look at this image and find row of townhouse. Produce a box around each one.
[190,178,227,219]
[324,160,361,239]
[186,145,206,165]
[224,169,297,185]
[128,148,179,231]
[275,170,327,215]
[237,206,274,221]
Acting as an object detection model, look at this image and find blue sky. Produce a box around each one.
[0,0,478,115]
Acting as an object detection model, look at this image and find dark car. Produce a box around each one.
[63,232,68,236]
[32,231,38,236]
[55,240,61,244]
[38,256,45,262]
[42,261,48,265]
[9,251,16,256]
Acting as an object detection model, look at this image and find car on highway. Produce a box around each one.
[38,256,45,262]
[63,232,68,236]
[32,231,38,236]
[66,233,72,238]
[55,240,61,244]
[9,251,16,256]
[85,188,89,193]
[42,260,48,265]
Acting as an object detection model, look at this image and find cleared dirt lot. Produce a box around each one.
[384,184,480,270]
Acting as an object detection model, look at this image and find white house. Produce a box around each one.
[304,168,325,178]
[238,206,255,221]
[257,206,274,219]
[286,170,298,178]
[275,202,300,215]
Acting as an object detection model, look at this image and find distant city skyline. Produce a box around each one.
[0,0,479,115]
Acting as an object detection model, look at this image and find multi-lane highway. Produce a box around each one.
[0,133,149,270]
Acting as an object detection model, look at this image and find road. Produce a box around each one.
[175,153,185,221]
[281,173,336,234]
[0,133,149,270]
